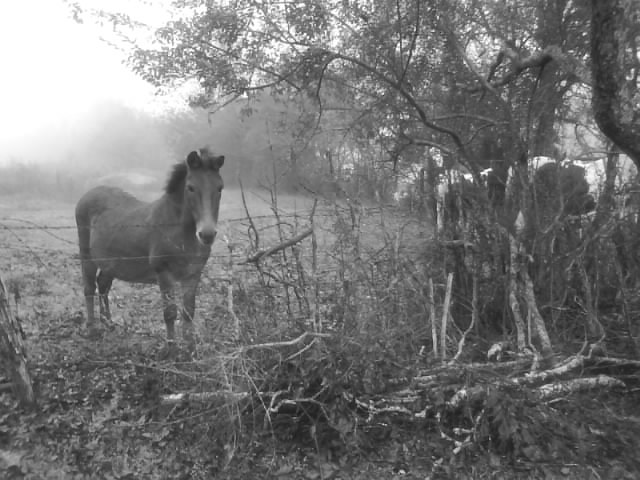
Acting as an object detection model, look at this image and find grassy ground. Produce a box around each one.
[0,187,324,334]
[0,187,436,479]
[2,187,639,479]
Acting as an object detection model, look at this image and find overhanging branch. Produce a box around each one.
[591,0,640,167]
[316,50,471,161]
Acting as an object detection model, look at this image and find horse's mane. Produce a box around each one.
[165,162,188,195]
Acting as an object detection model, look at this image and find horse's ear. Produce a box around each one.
[186,151,202,169]
[212,155,225,170]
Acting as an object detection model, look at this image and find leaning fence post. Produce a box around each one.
[440,272,454,361]
[428,277,438,358]
[0,274,36,407]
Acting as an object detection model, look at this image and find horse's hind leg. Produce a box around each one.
[97,270,113,322]
[81,259,98,331]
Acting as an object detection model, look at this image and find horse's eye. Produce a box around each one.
[186,185,195,193]
[218,186,223,193]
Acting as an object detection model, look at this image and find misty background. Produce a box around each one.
[0,1,320,201]
[0,93,320,200]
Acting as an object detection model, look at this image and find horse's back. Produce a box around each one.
[75,186,144,222]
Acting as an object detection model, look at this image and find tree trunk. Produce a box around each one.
[591,0,640,167]
[425,155,439,225]
[508,236,527,353]
[0,275,35,407]
[523,269,553,356]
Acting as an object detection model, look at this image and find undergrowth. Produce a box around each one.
[2,194,640,478]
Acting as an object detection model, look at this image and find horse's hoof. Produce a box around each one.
[182,330,197,357]
[86,326,102,339]
[158,341,179,360]
[186,342,198,359]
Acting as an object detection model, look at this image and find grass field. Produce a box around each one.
[0,185,434,478]
[0,187,318,321]
[0,186,427,338]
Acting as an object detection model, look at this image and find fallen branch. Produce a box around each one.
[591,356,640,368]
[537,375,624,400]
[241,331,331,352]
[160,391,250,405]
[446,354,634,408]
[513,355,586,385]
[157,353,633,420]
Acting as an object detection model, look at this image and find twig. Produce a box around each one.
[284,338,318,361]
[239,179,259,251]
[309,199,320,332]
[222,235,241,339]
[451,275,477,363]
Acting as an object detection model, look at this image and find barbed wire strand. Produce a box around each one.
[0,223,321,266]
[0,204,387,231]
[0,203,413,271]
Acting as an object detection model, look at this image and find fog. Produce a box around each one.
[0,2,322,203]
[0,92,310,202]
[0,0,240,202]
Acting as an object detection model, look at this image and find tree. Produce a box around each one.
[72,0,629,356]
[104,0,565,351]
[590,0,640,166]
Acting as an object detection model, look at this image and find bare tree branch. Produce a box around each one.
[242,229,313,265]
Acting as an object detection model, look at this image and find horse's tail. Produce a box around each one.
[75,195,92,260]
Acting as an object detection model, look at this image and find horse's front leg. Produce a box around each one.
[81,259,98,336]
[156,271,179,342]
[181,275,201,347]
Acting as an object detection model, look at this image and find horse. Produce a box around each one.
[75,148,224,346]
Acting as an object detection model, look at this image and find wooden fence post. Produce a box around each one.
[0,274,35,407]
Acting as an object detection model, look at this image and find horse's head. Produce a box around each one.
[184,149,224,246]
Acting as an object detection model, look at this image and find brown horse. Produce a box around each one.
[75,148,224,344]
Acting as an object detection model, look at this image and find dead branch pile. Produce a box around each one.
[160,333,632,428]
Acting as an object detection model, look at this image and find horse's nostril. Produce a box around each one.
[198,231,215,245]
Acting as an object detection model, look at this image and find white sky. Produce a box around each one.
[0,0,176,161]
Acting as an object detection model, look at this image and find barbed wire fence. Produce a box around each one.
[0,197,434,353]
[0,202,394,335]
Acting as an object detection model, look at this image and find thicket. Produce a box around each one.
[111,161,640,476]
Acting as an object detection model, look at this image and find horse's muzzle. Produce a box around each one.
[197,230,216,246]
